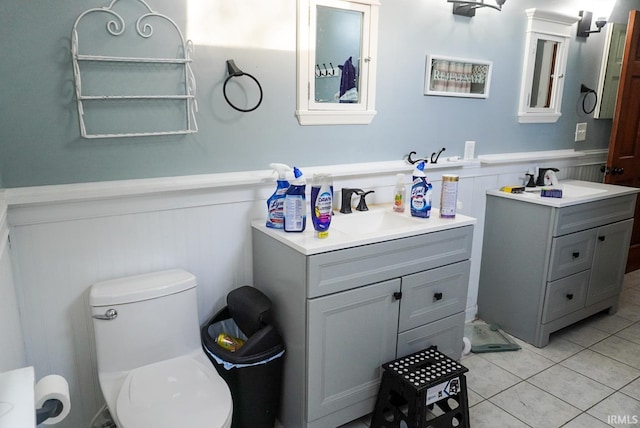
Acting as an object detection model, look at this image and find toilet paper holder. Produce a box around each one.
[36,399,64,425]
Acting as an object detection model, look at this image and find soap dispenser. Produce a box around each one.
[535,168,559,186]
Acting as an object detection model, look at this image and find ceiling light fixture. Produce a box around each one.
[448,0,506,17]
[577,10,607,37]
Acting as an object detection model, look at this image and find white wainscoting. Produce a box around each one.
[2,151,606,427]
[0,199,27,372]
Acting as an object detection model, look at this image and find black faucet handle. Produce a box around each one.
[525,173,536,187]
[356,190,375,211]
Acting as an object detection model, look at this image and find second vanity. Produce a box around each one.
[478,180,639,348]
[252,208,475,428]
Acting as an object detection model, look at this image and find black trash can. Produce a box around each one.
[201,286,285,428]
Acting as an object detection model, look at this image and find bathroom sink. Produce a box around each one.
[559,183,608,198]
[523,183,608,199]
[331,209,422,235]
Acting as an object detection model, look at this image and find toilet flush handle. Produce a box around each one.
[93,308,118,320]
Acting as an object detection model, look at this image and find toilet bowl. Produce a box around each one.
[90,269,232,428]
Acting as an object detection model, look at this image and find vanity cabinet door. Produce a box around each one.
[306,278,400,422]
[587,219,633,306]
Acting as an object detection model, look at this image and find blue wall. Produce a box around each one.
[0,0,635,187]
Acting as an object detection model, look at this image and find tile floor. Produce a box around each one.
[335,270,640,428]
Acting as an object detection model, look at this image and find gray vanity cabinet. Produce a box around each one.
[478,193,635,348]
[252,224,473,428]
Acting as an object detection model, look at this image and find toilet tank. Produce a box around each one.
[90,269,202,373]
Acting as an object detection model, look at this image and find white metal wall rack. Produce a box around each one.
[71,0,198,138]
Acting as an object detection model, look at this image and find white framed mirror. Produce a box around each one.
[296,0,379,125]
[518,9,579,123]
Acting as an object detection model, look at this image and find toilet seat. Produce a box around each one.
[115,356,232,428]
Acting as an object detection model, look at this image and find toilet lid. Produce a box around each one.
[116,356,232,428]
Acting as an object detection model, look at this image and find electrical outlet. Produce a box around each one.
[575,123,587,142]
[464,141,475,160]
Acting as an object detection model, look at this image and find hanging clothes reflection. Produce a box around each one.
[338,56,358,103]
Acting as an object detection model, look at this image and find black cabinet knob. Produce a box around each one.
[572,252,580,259]
[434,292,443,301]
[566,293,574,300]
[393,291,403,301]
[598,236,606,242]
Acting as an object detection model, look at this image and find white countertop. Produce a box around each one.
[252,205,476,255]
[486,180,640,208]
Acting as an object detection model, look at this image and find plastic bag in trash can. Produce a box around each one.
[204,318,284,370]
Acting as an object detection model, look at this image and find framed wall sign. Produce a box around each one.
[424,55,492,98]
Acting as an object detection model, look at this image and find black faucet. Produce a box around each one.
[536,168,559,186]
[340,188,362,214]
[356,190,375,211]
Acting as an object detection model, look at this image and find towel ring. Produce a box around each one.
[223,60,263,113]
[580,84,597,115]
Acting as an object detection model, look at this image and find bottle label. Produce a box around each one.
[311,184,333,236]
[267,198,285,227]
[440,178,458,218]
[411,178,431,218]
[266,184,289,229]
[284,195,305,231]
[393,192,405,212]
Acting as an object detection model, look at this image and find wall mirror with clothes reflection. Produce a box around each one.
[296,0,379,125]
[315,6,362,104]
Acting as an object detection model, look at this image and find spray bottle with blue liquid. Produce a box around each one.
[266,163,292,229]
[284,167,306,232]
[410,161,433,218]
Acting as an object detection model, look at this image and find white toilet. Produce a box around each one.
[89,269,233,428]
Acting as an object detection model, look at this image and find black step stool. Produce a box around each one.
[371,347,470,428]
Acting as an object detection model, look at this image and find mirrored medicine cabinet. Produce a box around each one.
[518,9,579,123]
[296,0,380,125]
[594,23,627,119]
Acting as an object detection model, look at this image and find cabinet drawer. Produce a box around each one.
[398,261,469,333]
[397,312,465,361]
[553,195,636,236]
[542,271,589,323]
[307,226,473,298]
[548,230,595,281]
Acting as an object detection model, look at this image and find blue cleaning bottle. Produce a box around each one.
[284,167,306,232]
[311,173,333,238]
[266,163,292,229]
[410,161,433,218]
